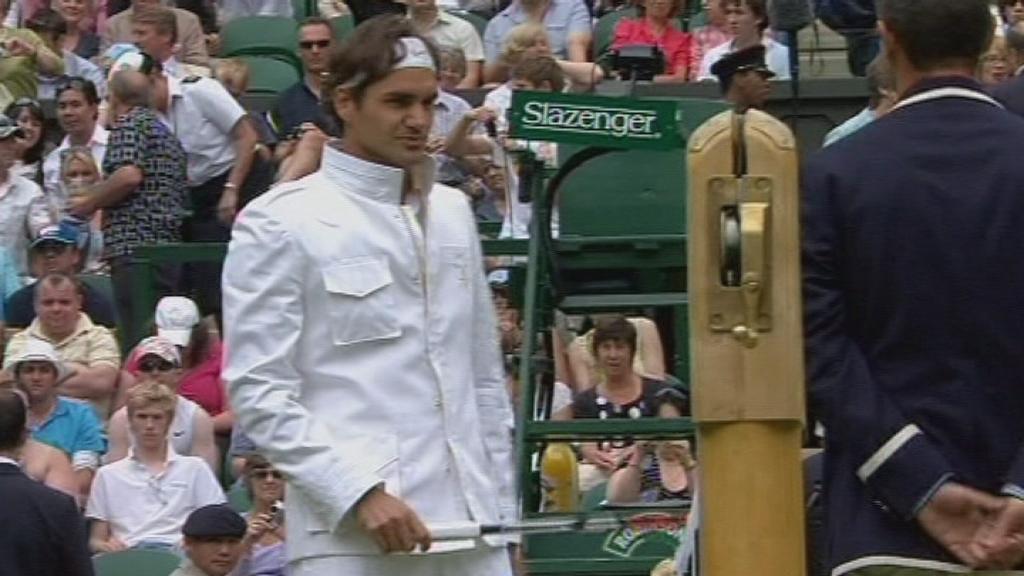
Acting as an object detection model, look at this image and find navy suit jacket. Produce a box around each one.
[0,463,94,576]
[802,76,1024,574]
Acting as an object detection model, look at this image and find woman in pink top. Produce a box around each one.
[126,296,233,434]
[611,0,693,82]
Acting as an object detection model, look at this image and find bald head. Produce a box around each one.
[109,70,153,109]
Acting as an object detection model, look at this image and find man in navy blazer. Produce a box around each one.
[0,389,93,576]
[803,0,1024,574]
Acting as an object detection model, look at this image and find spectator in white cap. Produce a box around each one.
[126,296,232,434]
[7,337,106,501]
[3,271,121,420]
[106,335,219,473]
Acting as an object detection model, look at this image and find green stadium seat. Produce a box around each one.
[240,55,302,95]
[593,7,636,60]
[686,7,708,30]
[330,14,355,41]
[581,482,608,511]
[292,0,315,19]
[446,9,488,38]
[221,16,301,69]
[93,549,181,576]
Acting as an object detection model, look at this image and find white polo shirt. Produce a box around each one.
[697,38,792,81]
[416,10,485,62]
[85,447,225,548]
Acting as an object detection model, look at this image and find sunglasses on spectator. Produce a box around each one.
[251,469,283,480]
[299,39,330,50]
[10,97,43,115]
[56,76,99,100]
[139,359,177,373]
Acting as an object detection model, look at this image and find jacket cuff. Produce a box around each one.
[1003,444,1024,492]
[856,424,954,520]
[1002,483,1024,502]
[308,460,384,531]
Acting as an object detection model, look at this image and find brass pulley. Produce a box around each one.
[712,113,772,348]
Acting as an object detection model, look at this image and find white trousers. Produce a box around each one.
[290,547,514,576]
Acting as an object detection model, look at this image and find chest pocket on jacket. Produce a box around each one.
[441,245,470,287]
[322,257,401,345]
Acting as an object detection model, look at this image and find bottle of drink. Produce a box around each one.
[540,443,579,512]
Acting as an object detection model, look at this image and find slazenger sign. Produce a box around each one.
[509,91,683,150]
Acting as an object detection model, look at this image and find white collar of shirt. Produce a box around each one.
[164,56,180,78]
[60,123,109,150]
[0,455,20,467]
[128,443,181,470]
[320,144,437,206]
[167,74,184,100]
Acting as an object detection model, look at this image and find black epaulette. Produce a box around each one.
[182,75,203,84]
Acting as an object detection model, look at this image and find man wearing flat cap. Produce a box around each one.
[172,504,248,576]
[710,44,775,112]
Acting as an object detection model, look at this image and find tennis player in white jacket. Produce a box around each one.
[222,15,516,576]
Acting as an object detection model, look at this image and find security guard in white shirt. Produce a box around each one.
[134,55,262,321]
[223,15,515,576]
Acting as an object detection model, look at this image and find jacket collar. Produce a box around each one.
[320,143,437,206]
[901,75,985,101]
[0,456,21,470]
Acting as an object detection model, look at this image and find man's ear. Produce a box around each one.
[332,86,357,125]
[877,20,897,58]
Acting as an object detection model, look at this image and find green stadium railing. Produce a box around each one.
[127,233,529,349]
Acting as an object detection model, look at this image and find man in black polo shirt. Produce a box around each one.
[4,224,117,329]
[271,17,339,138]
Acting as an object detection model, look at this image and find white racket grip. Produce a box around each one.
[429,521,483,540]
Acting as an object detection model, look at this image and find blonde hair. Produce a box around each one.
[60,146,99,181]
[125,382,177,419]
[215,58,251,96]
[500,23,549,68]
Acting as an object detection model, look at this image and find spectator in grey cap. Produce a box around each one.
[173,504,248,576]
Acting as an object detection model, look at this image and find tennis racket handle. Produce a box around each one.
[428,521,483,540]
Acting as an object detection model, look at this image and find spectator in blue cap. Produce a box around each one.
[3,223,118,329]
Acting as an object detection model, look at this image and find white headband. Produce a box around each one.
[394,37,436,72]
[339,36,436,89]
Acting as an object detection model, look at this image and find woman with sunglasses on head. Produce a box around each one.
[122,296,233,435]
[234,454,288,576]
[58,147,105,273]
[4,98,48,184]
[104,336,220,473]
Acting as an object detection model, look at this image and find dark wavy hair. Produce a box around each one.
[321,15,439,129]
[4,99,47,167]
